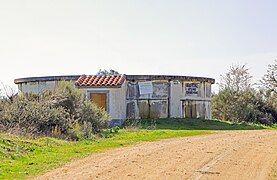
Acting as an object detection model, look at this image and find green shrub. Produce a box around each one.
[102,126,120,138]
[80,101,111,134]
[0,96,70,136]
[0,81,111,140]
[212,89,277,125]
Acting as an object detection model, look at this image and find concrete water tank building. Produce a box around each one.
[15,74,215,126]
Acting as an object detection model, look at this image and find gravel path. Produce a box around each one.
[36,130,277,180]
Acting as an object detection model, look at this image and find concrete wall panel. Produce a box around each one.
[150,100,168,118]
[182,100,212,119]
[152,82,169,99]
[126,101,136,119]
[137,100,150,119]
[126,82,139,99]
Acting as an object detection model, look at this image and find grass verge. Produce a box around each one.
[0,129,208,179]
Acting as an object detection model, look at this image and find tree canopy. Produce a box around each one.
[96,69,121,76]
[261,60,277,92]
[212,62,277,125]
[219,64,252,91]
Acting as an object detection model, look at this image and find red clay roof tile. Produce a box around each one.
[75,75,126,87]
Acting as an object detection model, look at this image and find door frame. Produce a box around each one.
[87,90,110,113]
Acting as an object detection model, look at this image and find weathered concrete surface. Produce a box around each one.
[126,81,169,119]
[183,101,211,119]
[17,81,57,94]
[126,81,139,100]
[126,101,136,119]
[182,81,212,119]
[149,100,168,118]
[152,82,169,99]
[137,100,149,119]
[126,80,213,120]
[170,80,182,118]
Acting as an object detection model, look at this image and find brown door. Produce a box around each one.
[185,101,197,118]
[185,101,192,118]
[90,93,107,111]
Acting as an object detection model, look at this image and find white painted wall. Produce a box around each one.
[109,82,126,120]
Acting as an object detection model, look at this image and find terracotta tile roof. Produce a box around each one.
[75,75,126,87]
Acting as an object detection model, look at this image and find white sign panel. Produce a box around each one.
[138,81,153,95]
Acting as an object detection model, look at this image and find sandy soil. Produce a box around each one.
[36,130,277,180]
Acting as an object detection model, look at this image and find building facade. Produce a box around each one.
[15,74,215,126]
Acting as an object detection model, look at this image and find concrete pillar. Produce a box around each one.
[169,80,182,118]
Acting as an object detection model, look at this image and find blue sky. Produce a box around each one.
[1,0,277,91]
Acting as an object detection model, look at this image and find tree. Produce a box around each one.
[213,64,254,122]
[212,64,276,125]
[261,60,277,91]
[0,82,17,102]
[219,64,252,92]
[96,69,121,76]
[259,60,277,124]
[212,89,235,121]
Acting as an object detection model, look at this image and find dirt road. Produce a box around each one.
[37,130,277,180]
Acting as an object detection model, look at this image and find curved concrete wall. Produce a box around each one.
[15,75,215,121]
[125,79,213,120]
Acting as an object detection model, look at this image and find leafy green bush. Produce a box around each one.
[102,126,120,138]
[212,63,277,125]
[0,96,70,136]
[212,89,276,125]
[0,81,111,140]
[80,102,110,133]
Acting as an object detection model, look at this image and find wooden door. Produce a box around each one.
[90,93,107,111]
[185,101,197,118]
[185,101,192,118]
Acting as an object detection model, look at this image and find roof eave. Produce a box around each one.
[14,75,80,84]
[126,75,215,84]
